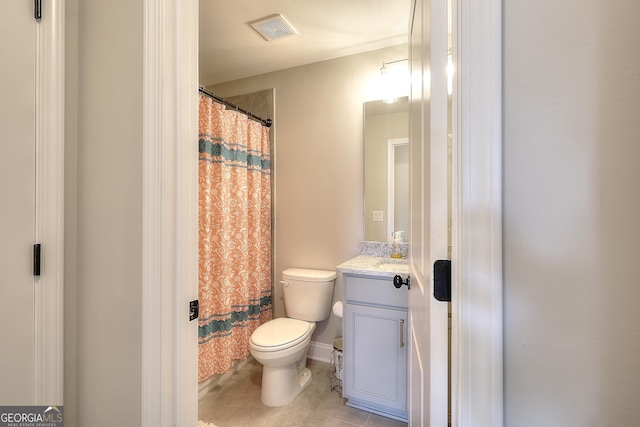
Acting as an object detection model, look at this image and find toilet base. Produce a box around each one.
[260,364,312,407]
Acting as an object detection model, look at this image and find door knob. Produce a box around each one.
[393,275,410,290]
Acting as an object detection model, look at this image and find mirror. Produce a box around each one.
[364,97,410,243]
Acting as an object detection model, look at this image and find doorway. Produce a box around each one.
[140,0,505,425]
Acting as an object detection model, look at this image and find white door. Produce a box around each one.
[408,0,450,424]
[0,0,37,404]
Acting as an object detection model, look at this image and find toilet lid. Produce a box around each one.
[251,318,312,352]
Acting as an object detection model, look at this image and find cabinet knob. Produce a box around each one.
[393,275,410,290]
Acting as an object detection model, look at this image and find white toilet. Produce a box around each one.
[249,267,337,407]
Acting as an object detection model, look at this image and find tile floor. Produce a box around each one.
[198,358,408,427]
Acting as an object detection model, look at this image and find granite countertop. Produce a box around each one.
[336,254,410,278]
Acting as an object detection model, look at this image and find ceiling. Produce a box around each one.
[199,0,410,86]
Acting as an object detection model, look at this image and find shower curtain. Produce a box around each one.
[198,94,272,382]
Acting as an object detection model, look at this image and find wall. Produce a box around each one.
[503,0,640,425]
[209,44,407,346]
[65,0,143,425]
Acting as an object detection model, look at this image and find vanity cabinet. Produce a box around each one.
[343,274,408,422]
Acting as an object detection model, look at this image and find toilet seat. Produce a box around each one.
[250,318,313,352]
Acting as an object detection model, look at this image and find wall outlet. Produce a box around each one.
[372,211,384,222]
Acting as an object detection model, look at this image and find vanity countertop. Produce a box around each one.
[337,254,409,278]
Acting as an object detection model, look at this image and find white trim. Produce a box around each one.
[35,0,64,406]
[141,0,199,425]
[428,0,451,424]
[386,138,409,242]
[451,0,503,426]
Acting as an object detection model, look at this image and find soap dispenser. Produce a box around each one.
[390,231,404,259]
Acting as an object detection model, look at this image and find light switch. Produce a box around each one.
[372,211,384,222]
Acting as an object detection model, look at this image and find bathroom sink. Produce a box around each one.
[336,255,410,277]
[374,258,409,273]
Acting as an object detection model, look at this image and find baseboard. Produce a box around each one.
[198,357,253,399]
[307,341,334,364]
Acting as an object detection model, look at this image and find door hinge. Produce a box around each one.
[33,244,41,276]
[189,300,199,321]
[433,260,451,301]
[34,0,42,21]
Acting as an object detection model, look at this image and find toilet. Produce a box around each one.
[249,267,337,407]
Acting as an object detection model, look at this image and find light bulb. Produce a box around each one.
[380,64,398,104]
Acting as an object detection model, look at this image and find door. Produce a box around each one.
[0,0,37,404]
[408,0,450,424]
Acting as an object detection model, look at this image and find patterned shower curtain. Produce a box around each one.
[198,94,272,382]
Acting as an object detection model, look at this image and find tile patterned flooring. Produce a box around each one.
[198,358,408,427]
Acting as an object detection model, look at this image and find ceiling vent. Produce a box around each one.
[249,14,298,42]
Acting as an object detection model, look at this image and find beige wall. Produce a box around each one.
[504,0,640,424]
[65,0,143,425]
[209,44,407,346]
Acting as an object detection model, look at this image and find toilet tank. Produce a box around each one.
[281,268,337,321]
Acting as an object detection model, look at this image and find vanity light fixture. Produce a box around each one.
[379,59,409,104]
[380,63,398,104]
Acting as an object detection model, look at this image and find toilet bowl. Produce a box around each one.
[249,267,336,407]
[250,318,316,407]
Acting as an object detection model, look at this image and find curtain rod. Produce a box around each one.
[198,87,272,128]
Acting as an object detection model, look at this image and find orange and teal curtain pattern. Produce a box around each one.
[198,94,272,382]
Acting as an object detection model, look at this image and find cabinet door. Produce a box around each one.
[345,303,407,413]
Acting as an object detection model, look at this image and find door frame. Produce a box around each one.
[139,0,504,425]
[36,0,64,405]
[141,0,199,425]
[451,0,504,426]
[386,137,409,241]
